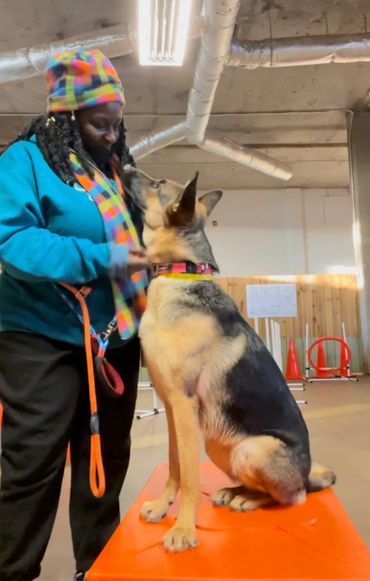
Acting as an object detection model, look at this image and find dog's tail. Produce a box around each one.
[307,461,336,492]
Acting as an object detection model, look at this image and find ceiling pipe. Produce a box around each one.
[131,0,292,180]
[227,33,370,69]
[183,0,292,179]
[185,0,241,144]
[0,25,134,83]
[201,136,293,180]
[2,18,370,181]
[0,1,290,180]
[130,122,187,159]
[132,28,370,169]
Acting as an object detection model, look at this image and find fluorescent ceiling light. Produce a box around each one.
[138,0,193,66]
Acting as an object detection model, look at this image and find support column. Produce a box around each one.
[348,111,370,372]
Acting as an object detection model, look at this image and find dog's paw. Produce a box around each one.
[212,486,245,507]
[213,486,272,511]
[162,524,198,552]
[140,498,173,522]
[229,494,261,511]
[229,493,272,512]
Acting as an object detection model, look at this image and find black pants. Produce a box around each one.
[0,331,140,581]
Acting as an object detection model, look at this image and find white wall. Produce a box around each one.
[205,188,355,276]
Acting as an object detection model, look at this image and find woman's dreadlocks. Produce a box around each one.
[11,112,139,212]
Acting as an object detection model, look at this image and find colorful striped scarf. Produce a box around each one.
[70,151,147,340]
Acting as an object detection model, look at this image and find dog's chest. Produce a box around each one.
[140,278,191,328]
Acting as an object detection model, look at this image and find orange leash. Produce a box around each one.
[60,282,106,498]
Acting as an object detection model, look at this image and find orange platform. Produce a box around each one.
[87,462,370,581]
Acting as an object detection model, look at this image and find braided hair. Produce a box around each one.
[12,112,140,212]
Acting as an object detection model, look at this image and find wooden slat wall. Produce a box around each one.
[216,274,359,338]
[215,274,362,371]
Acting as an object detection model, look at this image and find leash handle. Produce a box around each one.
[60,282,106,498]
[90,434,106,498]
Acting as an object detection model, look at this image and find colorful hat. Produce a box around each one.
[45,49,125,112]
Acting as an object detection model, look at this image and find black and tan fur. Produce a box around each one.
[124,167,336,552]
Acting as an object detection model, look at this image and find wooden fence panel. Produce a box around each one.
[215,274,361,372]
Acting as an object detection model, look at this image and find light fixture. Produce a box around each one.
[138,0,193,66]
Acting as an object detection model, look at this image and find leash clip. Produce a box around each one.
[99,318,118,343]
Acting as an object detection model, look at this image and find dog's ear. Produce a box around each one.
[167,172,198,226]
[198,189,223,216]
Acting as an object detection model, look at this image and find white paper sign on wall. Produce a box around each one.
[246,284,297,318]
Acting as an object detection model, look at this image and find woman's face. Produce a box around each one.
[76,101,123,165]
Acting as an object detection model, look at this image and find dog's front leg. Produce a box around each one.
[162,391,200,552]
[140,403,180,521]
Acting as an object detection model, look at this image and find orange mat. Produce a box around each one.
[87,462,370,581]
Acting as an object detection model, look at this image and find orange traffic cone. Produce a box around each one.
[0,403,3,428]
[313,342,332,378]
[285,338,304,380]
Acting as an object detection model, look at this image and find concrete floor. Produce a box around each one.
[16,377,370,579]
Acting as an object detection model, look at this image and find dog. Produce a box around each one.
[124,166,336,552]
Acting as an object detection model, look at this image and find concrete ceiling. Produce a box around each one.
[0,0,369,190]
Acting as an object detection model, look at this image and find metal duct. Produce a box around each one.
[185,0,241,143]
[131,0,291,181]
[227,33,370,69]
[0,25,133,83]
[182,0,292,180]
[201,136,292,180]
[130,122,187,159]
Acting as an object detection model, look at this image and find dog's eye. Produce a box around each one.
[152,181,160,189]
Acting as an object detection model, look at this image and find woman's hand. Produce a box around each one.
[108,244,150,279]
[127,248,150,275]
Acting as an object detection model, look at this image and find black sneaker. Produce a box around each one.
[73,572,85,581]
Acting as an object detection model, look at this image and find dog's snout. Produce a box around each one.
[123,164,136,174]
[151,179,166,189]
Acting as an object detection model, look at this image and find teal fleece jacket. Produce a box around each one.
[0,139,133,346]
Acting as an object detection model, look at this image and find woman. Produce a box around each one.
[0,49,149,581]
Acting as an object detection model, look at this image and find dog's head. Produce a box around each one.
[124,166,223,264]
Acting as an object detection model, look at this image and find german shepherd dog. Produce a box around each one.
[125,167,336,552]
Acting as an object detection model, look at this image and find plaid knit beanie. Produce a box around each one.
[45,49,125,112]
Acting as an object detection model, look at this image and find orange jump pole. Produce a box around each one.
[87,462,370,581]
